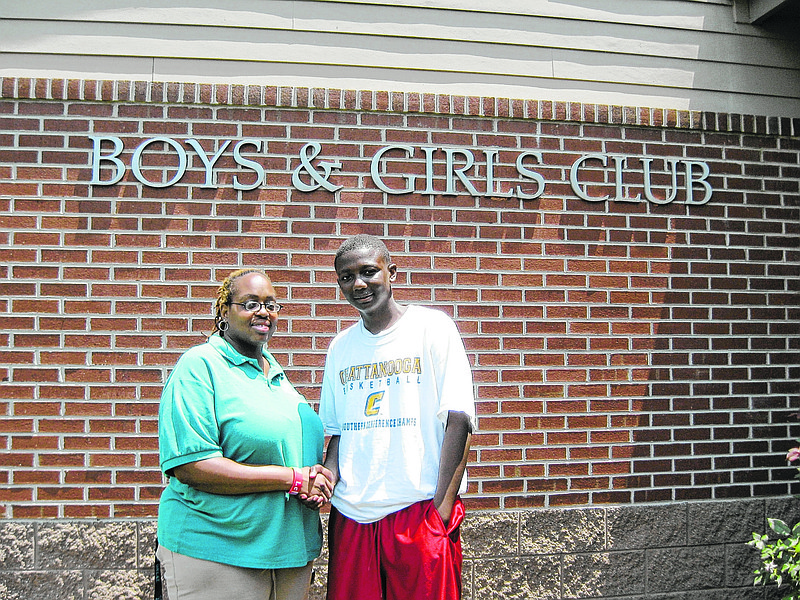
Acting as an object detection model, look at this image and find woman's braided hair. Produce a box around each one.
[212,268,268,336]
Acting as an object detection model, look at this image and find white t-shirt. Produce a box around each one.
[320,305,476,523]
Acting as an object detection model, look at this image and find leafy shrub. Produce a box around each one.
[749,444,800,599]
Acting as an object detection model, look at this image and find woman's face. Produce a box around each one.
[220,272,279,359]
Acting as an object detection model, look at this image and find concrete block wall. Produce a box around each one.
[458,498,798,600]
[0,519,155,599]
[2,498,798,599]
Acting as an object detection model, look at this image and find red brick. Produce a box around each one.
[11,436,60,450]
[14,471,60,484]
[38,487,85,501]
[88,487,136,501]
[115,503,159,518]
[64,504,111,518]
[12,505,60,518]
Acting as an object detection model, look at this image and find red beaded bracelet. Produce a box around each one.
[288,467,303,495]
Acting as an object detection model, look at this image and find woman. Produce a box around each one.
[157,268,334,600]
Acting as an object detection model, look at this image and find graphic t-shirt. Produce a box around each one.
[320,305,475,523]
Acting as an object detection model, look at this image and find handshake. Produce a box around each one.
[296,465,336,510]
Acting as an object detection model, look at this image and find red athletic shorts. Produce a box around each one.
[326,498,465,600]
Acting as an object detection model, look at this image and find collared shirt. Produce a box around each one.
[158,334,323,569]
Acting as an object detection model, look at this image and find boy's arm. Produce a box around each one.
[433,410,473,525]
[323,434,341,486]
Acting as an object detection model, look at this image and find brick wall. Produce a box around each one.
[1,78,798,528]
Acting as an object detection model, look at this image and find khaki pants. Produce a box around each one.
[156,546,313,600]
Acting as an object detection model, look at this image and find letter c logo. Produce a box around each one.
[365,391,384,416]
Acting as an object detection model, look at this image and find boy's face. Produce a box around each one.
[335,246,397,319]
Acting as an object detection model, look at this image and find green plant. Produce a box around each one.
[748,443,800,599]
[749,518,800,597]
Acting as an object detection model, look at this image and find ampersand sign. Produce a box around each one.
[292,142,343,192]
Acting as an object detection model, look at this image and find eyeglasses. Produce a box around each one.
[230,300,284,313]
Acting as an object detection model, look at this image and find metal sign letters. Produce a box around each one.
[89,136,713,205]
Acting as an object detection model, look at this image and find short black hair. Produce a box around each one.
[334,234,391,269]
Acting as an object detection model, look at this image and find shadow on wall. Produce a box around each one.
[543,148,799,508]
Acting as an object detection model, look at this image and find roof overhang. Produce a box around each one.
[733,0,800,23]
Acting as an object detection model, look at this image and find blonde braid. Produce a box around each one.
[212,268,267,336]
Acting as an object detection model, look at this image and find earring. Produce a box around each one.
[218,320,229,332]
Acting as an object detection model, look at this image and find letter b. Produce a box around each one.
[89,136,125,185]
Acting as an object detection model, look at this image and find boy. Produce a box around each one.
[320,234,475,600]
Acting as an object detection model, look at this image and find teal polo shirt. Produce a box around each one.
[157,334,324,569]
